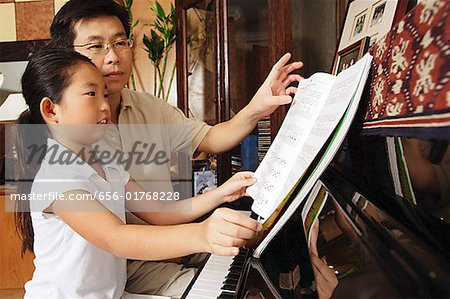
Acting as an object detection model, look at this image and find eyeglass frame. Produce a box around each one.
[73,38,134,55]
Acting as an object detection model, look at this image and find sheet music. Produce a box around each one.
[249,56,372,221]
[248,73,335,219]
[253,53,373,258]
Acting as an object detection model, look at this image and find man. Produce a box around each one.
[50,0,303,296]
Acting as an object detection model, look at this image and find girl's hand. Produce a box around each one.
[200,208,262,255]
[216,171,256,203]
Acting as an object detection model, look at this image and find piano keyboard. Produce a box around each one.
[185,248,249,299]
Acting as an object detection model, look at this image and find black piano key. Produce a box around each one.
[221,284,237,292]
[228,264,241,272]
[228,267,242,274]
[218,293,235,299]
[223,277,238,286]
[227,271,240,278]
[227,271,240,277]
[236,250,247,257]
[224,273,239,280]
[224,274,239,281]
[225,272,240,280]
[233,255,246,262]
[230,260,244,267]
[233,258,245,264]
[216,248,248,298]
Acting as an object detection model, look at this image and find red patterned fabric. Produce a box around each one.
[363,0,450,139]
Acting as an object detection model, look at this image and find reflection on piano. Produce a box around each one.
[183,152,450,298]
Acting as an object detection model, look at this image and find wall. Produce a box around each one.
[130,0,177,106]
[0,0,68,42]
[291,0,338,77]
[0,0,177,105]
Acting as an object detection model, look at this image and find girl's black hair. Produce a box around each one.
[15,48,93,255]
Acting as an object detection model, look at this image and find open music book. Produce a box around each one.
[246,53,373,257]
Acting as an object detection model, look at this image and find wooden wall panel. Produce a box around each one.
[0,189,35,293]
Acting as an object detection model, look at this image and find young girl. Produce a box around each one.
[15,48,261,298]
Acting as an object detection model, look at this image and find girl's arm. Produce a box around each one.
[126,172,256,225]
[52,190,261,259]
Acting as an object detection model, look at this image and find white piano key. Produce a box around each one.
[186,254,236,299]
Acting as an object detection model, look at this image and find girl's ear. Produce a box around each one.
[40,97,59,124]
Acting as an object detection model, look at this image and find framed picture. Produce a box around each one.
[337,0,411,51]
[352,10,368,38]
[370,1,387,28]
[332,36,371,75]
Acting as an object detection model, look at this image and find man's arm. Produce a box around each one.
[197,53,303,154]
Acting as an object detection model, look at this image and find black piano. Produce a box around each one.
[183,126,450,298]
[182,0,450,297]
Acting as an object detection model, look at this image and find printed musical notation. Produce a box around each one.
[279,126,304,146]
[275,156,287,167]
[248,55,373,221]
[249,54,373,257]
[248,73,338,219]
[269,168,281,178]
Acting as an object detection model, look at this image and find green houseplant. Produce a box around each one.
[122,0,139,91]
[142,0,176,101]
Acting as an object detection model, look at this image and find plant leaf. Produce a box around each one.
[153,1,166,20]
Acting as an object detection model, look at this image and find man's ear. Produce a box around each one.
[40,97,59,124]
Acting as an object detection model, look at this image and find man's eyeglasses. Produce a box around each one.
[73,39,133,54]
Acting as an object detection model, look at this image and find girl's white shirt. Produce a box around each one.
[24,138,130,299]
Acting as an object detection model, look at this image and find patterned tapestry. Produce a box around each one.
[363,0,450,139]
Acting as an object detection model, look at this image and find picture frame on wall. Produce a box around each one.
[352,9,368,38]
[338,0,410,51]
[332,36,371,75]
[370,1,387,27]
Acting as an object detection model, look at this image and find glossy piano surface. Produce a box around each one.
[234,129,450,298]
[184,132,450,298]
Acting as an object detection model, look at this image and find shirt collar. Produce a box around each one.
[120,89,133,110]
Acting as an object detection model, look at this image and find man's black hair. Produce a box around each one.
[50,0,130,48]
